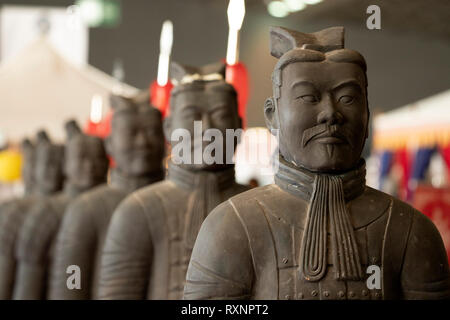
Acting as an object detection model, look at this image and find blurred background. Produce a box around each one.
[0,0,449,254]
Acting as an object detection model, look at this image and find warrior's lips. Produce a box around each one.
[313,134,346,144]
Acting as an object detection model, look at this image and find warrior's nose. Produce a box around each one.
[201,113,211,131]
[135,130,149,147]
[317,95,344,125]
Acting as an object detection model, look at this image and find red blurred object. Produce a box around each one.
[441,145,450,171]
[413,185,450,265]
[226,62,249,127]
[395,148,413,201]
[85,121,101,137]
[150,80,173,118]
[84,110,115,168]
[84,110,112,139]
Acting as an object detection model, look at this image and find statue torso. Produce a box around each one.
[234,184,388,300]
[99,165,249,300]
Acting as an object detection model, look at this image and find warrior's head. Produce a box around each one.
[265,26,369,173]
[33,130,64,195]
[164,61,242,171]
[64,120,109,190]
[106,93,165,177]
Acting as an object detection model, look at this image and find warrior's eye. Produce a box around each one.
[339,95,354,104]
[211,108,230,120]
[300,95,318,103]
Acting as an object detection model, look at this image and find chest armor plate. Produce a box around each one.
[264,203,388,300]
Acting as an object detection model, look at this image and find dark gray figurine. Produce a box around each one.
[0,132,64,299]
[13,120,109,300]
[184,27,450,300]
[48,93,165,300]
[21,138,37,196]
[97,62,249,299]
[0,138,36,216]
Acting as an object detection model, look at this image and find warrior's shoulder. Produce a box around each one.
[361,187,436,233]
[207,184,282,228]
[229,184,282,204]
[66,184,125,215]
[111,180,175,220]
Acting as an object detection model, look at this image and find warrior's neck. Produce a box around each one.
[63,182,92,198]
[274,155,366,202]
[168,162,236,191]
[110,168,165,193]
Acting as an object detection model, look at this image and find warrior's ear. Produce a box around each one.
[270,27,299,58]
[365,108,370,140]
[264,97,279,131]
[104,135,113,157]
[64,119,81,139]
[163,115,172,142]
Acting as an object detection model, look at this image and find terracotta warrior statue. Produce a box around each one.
[0,132,64,299]
[0,138,36,215]
[98,62,249,299]
[48,93,165,300]
[13,120,109,300]
[184,27,450,300]
[20,137,37,196]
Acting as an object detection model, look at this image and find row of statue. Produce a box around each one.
[0,26,449,300]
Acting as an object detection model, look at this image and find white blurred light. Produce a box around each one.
[90,94,103,124]
[304,0,323,4]
[227,0,246,30]
[159,20,173,56]
[284,0,306,12]
[78,0,103,27]
[268,1,290,18]
[157,20,173,86]
[66,5,83,30]
[226,0,246,65]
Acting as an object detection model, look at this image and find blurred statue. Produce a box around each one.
[13,120,109,300]
[97,62,249,299]
[184,27,450,300]
[0,132,64,299]
[0,138,35,216]
[48,93,165,299]
[21,138,37,196]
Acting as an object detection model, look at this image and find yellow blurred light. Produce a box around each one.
[0,150,22,183]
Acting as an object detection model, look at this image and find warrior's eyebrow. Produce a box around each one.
[208,104,229,113]
[331,79,362,92]
[291,80,317,90]
[180,104,200,112]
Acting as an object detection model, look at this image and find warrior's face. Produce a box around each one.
[274,60,368,172]
[166,81,241,171]
[108,109,164,176]
[65,135,108,189]
[34,144,64,194]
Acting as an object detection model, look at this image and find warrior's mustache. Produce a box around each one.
[301,123,353,148]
